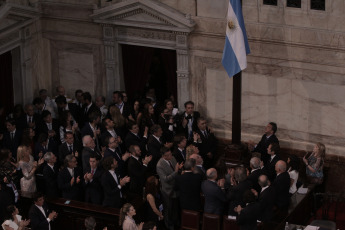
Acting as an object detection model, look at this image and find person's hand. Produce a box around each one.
[230,176,237,186]
[234,205,242,214]
[0,134,3,140]
[33,161,38,168]
[303,156,308,165]
[143,155,152,165]
[218,178,225,188]
[103,227,108,230]
[117,136,122,144]
[138,222,144,230]
[76,176,81,184]
[144,126,149,137]
[159,212,164,219]
[128,114,135,121]
[70,177,75,186]
[251,189,258,197]
[164,142,173,148]
[122,152,131,161]
[175,162,183,172]
[38,151,43,158]
[74,151,79,158]
[96,129,101,136]
[38,158,44,165]
[19,219,30,227]
[260,160,264,168]
[120,176,130,186]
[48,211,58,220]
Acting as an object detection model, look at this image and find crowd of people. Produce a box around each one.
[0,86,325,230]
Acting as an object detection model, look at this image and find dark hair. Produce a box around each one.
[0,149,12,162]
[243,190,256,203]
[88,110,101,123]
[184,101,194,108]
[6,205,17,220]
[32,97,44,105]
[82,92,92,102]
[75,89,83,97]
[55,95,67,105]
[174,135,186,146]
[33,192,44,202]
[6,118,16,126]
[145,176,158,196]
[127,121,137,130]
[41,110,51,119]
[89,153,98,160]
[64,131,73,139]
[102,156,114,170]
[197,117,206,124]
[288,154,300,171]
[38,133,48,144]
[21,128,34,146]
[150,124,161,134]
[269,142,280,154]
[160,146,170,156]
[143,221,157,230]
[113,91,123,100]
[128,145,138,154]
[99,96,106,103]
[164,99,173,108]
[39,89,47,95]
[104,136,113,147]
[269,122,277,134]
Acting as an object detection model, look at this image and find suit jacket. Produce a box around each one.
[124,131,147,153]
[227,179,253,215]
[236,202,260,230]
[158,116,174,142]
[177,111,200,141]
[201,180,227,215]
[28,203,51,230]
[147,135,164,172]
[194,165,206,180]
[2,130,22,159]
[262,155,280,182]
[58,103,81,126]
[17,114,41,131]
[175,171,202,211]
[127,156,147,194]
[101,170,122,208]
[58,142,80,166]
[57,167,83,201]
[248,168,262,193]
[42,163,60,198]
[156,157,178,197]
[84,166,104,205]
[80,123,101,150]
[173,147,186,164]
[36,119,60,141]
[34,139,58,160]
[80,103,100,128]
[253,134,279,165]
[273,171,290,209]
[104,148,126,177]
[258,186,276,222]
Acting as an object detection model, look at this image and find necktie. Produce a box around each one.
[69,145,73,153]
[168,161,174,171]
[11,132,14,140]
[91,169,95,175]
[182,150,186,160]
[29,117,32,123]
[71,169,74,177]
[203,131,208,138]
[113,172,122,197]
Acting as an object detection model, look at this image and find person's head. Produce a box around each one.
[119,203,135,226]
[186,144,199,159]
[33,192,45,207]
[161,147,172,161]
[89,154,99,169]
[6,205,18,220]
[184,158,196,171]
[39,89,48,101]
[275,160,287,174]
[75,89,83,102]
[55,95,67,108]
[129,145,141,157]
[143,103,154,116]
[6,119,16,132]
[38,133,48,146]
[95,96,105,108]
[234,167,247,182]
[42,110,52,123]
[287,154,300,172]
[267,143,280,156]
[112,91,123,104]
[174,135,187,149]
[143,222,157,230]
[65,154,77,169]
[103,118,114,130]
[88,110,101,124]
[164,99,173,111]
[24,104,35,116]
[121,91,128,103]
[102,156,117,170]
[258,174,269,187]
[56,85,65,96]
[64,131,74,145]
[206,168,217,180]
[151,124,162,137]
[133,100,140,112]
[145,176,159,196]
[189,153,203,165]
[106,136,118,149]
[83,135,96,149]
[84,216,96,230]
[243,190,256,204]
[32,97,44,110]
[265,122,277,135]
[82,92,92,105]
[17,145,30,162]
[0,149,12,162]
[128,121,139,134]
[250,157,261,170]
[184,101,194,115]
[197,117,207,131]
[44,152,57,165]
[314,142,326,159]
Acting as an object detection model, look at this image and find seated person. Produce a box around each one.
[287,155,300,195]
[303,142,325,185]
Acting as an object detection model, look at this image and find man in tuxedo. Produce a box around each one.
[248,157,263,193]
[33,97,56,119]
[273,160,290,210]
[249,122,279,165]
[2,119,22,159]
[81,92,100,128]
[110,91,130,118]
[81,135,102,170]
[73,89,83,108]
[194,117,217,169]
[201,168,227,215]
[190,153,206,180]
[175,158,202,211]
[95,96,108,120]
[103,136,130,177]
[55,95,80,124]
[58,131,81,167]
[28,192,58,230]
[36,110,59,142]
[42,152,60,198]
[156,147,183,230]
[262,143,281,183]
[34,133,58,161]
[17,104,40,131]
[100,118,123,149]
[81,110,102,151]
[124,121,148,153]
[255,174,276,222]
[158,108,175,142]
[101,156,130,208]
[127,145,152,197]
[178,101,200,142]
[83,153,104,205]
[58,154,83,201]
[173,135,187,164]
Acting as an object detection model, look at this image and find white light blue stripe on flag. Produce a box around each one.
[222,0,250,78]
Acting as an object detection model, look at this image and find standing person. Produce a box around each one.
[140,103,156,133]
[42,152,59,198]
[1,205,30,230]
[2,119,22,159]
[273,160,290,211]
[95,96,108,120]
[156,147,183,230]
[287,155,300,195]
[178,101,200,142]
[172,135,187,164]
[120,203,144,230]
[83,154,104,205]
[144,176,163,226]
[303,142,325,185]
[234,190,260,230]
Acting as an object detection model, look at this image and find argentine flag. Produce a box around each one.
[222,0,250,78]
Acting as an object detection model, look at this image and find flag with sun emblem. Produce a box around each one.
[222,0,250,78]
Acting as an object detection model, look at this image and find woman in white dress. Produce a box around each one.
[1,205,30,230]
[287,155,300,195]
[120,203,144,230]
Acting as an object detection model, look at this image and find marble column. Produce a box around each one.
[176,49,190,111]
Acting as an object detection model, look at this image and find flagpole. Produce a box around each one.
[232,71,241,144]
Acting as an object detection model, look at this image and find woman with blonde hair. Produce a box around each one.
[303,142,325,184]
[17,145,40,197]
[185,144,199,160]
[119,203,144,230]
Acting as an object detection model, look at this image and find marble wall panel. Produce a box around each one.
[197,0,227,19]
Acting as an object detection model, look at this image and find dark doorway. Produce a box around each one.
[121,44,177,105]
[0,50,14,126]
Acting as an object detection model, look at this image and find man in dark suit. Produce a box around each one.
[190,153,206,180]
[42,152,60,198]
[255,174,276,222]
[249,122,279,165]
[175,158,202,211]
[235,190,261,230]
[28,192,58,230]
[127,145,152,197]
[262,143,281,183]
[57,154,83,201]
[34,133,58,161]
[194,117,217,169]
[55,95,81,125]
[178,101,200,142]
[273,160,290,210]
[80,92,100,128]
[83,153,103,205]
[101,156,130,208]
[248,157,263,193]
[172,135,187,164]
[36,110,59,142]
[100,118,123,148]
[109,91,130,119]
[2,119,22,159]
[201,168,227,215]
[156,147,183,230]
[124,121,148,153]
[58,131,81,166]
[81,110,102,151]
[17,104,41,131]
[81,135,102,171]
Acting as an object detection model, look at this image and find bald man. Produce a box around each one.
[201,168,227,215]
[273,160,290,210]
